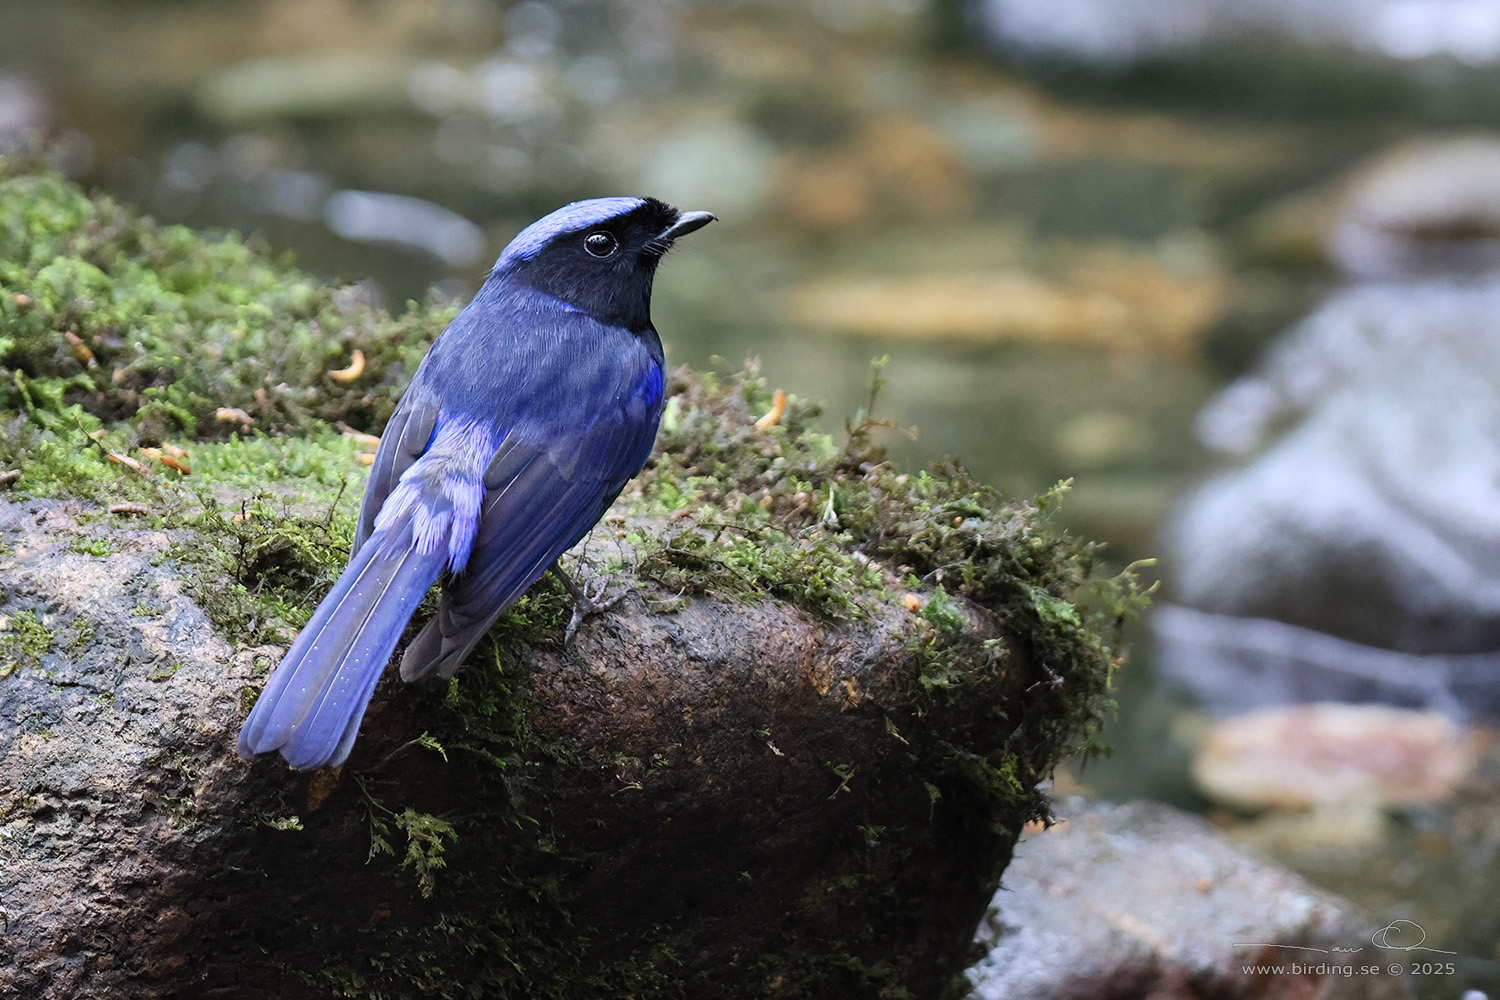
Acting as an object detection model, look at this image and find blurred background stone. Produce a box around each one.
[1155,279,1500,721]
[966,0,1500,66]
[1192,704,1487,810]
[1248,136,1500,277]
[968,798,1414,1000]
[1328,137,1500,278]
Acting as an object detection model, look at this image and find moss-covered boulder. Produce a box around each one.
[0,158,1140,999]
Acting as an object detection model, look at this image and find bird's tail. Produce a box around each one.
[236,517,446,770]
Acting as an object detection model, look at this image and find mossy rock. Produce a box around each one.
[0,157,1139,998]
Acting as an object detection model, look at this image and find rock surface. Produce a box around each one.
[967,798,1416,1000]
[0,482,1102,999]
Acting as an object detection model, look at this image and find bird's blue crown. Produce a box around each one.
[499,196,652,266]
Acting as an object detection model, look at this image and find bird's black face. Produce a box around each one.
[511,198,714,330]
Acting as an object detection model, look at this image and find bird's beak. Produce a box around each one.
[662,210,717,241]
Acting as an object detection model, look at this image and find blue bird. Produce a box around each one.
[237,197,715,770]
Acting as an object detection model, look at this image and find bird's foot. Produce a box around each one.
[552,566,626,645]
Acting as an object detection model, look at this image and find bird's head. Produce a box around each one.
[494,196,715,329]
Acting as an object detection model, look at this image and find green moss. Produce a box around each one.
[635,517,884,618]
[908,585,968,691]
[0,153,453,508]
[0,608,54,678]
[631,362,1140,765]
[0,157,464,676]
[62,616,94,652]
[0,158,453,436]
[362,796,459,900]
[174,482,362,646]
[149,662,184,682]
[69,536,115,557]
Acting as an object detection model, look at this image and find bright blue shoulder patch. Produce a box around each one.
[635,360,664,408]
[498,197,647,266]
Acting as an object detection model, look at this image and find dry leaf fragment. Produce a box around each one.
[63,330,97,368]
[106,452,145,474]
[215,406,255,429]
[139,446,190,475]
[334,420,381,449]
[328,348,366,382]
[754,388,787,430]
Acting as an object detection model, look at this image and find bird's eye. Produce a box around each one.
[583,231,618,258]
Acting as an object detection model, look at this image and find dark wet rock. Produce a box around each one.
[1157,279,1500,714]
[0,500,265,996]
[967,797,1415,1000]
[0,489,1104,999]
[1182,723,1500,997]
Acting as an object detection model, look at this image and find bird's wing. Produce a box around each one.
[352,392,439,557]
[398,410,654,680]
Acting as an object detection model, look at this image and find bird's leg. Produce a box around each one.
[551,564,625,645]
